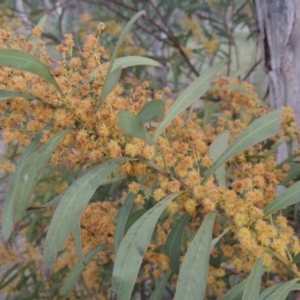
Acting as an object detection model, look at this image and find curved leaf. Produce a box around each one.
[74,220,84,264]
[99,10,146,106]
[61,245,105,296]
[12,130,70,228]
[29,14,48,46]
[209,131,230,186]
[203,102,221,124]
[165,214,190,274]
[124,208,147,232]
[222,278,247,300]
[26,192,65,211]
[118,110,154,144]
[0,49,62,94]
[242,256,263,300]
[292,252,300,264]
[154,60,225,141]
[27,177,125,211]
[281,164,300,186]
[100,67,121,102]
[112,56,163,71]
[1,134,42,246]
[0,89,36,101]
[149,269,172,300]
[264,181,300,215]
[203,110,281,183]
[43,157,132,273]
[210,227,230,250]
[264,279,300,300]
[138,100,165,123]
[112,193,180,300]
[174,211,217,300]
[259,283,284,300]
[114,192,135,254]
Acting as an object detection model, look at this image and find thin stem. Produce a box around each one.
[85,0,200,77]
[242,59,262,81]
[226,2,235,76]
[267,248,300,278]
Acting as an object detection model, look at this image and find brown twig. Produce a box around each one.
[242,59,262,81]
[86,0,200,77]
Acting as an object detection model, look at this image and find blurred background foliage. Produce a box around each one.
[0,0,266,95]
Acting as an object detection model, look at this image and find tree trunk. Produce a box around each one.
[255,0,300,122]
[254,0,300,166]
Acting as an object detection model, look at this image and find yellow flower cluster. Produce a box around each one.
[53,201,117,298]
[203,36,219,54]
[0,6,22,31]
[184,15,202,43]
[183,15,220,55]
[0,157,15,174]
[104,20,146,57]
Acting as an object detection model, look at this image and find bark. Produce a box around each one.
[254,0,300,124]
[255,0,300,170]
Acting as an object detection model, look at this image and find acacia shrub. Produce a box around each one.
[0,12,300,300]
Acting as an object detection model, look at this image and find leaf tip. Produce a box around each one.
[13,222,19,233]
[43,267,52,280]
[2,238,9,249]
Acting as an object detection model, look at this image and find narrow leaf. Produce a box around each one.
[1,134,41,245]
[165,214,190,274]
[0,89,35,101]
[114,192,135,254]
[27,177,125,211]
[264,181,300,215]
[203,110,281,183]
[0,263,20,289]
[259,279,300,300]
[154,60,225,141]
[210,227,230,250]
[174,211,217,300]
[228,84,250,94]
[118,110,154,144]
[43,157,132,272]
[112,56,163,71]
[281,164,300,186]
[0,49,62,94]
[241,256,263,300]
[209,132,230,186]
[100,67,121,102]
[34,13,48,29]
[26,191,65,211]
[112,193,180,300]
[12,130,70,228]
[138,100,165,123]
[264,279,300,300]
[259,283,284,300]
[61,245,104,296]
[29,14,48,46]
[222,279,247,300]
[99,10,146,106]
[124,209,147,232]
[74,220,85,264]
[203,102,221,125]
[292,252,300,264]
[149,269,172,300]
